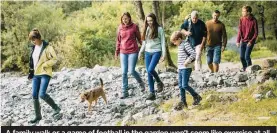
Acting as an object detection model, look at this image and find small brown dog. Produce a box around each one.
[80,78,107,112]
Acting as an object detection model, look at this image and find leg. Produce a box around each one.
[39,75,61,116]
[32,76,41,99]
[101,93,107,104]
[213,45,222,72]
[174,69,188,110]
[88,101,92,112]
[94,98,98,107]
[120,53,128,95]
[182,68,197,97]
[178,69,186,103]
[128,53,145,91]
[195,45,202,71]
[145,52,154,93]
[240,42,247,70]
[245,43,255,67]
[206,46,214,72]
[30,76,42,123]
[146,52,162,93]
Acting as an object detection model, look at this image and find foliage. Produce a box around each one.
[1,2,65,72]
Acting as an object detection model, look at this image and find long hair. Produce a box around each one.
[121,12,132,25]
[142,13,160,40]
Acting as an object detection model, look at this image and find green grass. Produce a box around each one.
[132,80,277,126]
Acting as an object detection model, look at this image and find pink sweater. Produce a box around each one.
[115,23,142,56]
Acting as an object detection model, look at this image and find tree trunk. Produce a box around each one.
[152,1,160,24]
[261,16,266,40]
[134,1,145,23]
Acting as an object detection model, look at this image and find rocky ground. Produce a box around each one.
[1,58,277,126]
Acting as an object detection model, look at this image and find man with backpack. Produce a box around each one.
[206,10,227,73]
[180,11,207,71]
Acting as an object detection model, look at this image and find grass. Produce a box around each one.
[132,80,277,126]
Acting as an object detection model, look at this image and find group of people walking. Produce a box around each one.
[115,5,258,109]
[27,5,258,123]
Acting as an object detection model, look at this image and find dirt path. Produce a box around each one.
[202,56,277,71]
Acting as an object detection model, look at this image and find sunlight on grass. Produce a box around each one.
[133,80,277,126]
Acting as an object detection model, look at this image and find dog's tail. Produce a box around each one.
[99,78,103,88]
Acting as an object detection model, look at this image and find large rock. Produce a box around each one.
[262,59,276,69]
[246,65,261,73]
[235,73,248,82]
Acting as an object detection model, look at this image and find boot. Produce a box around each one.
[193,94,202,105]
[146,93,156,101]
[29,99,42,123]
[42,94,61,117]
[174,101,188,111]
[156,82,164,93]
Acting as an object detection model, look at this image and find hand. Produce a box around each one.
[184,59,190,67]
[221,46,226,52]
[247,42,252,47]
[200,44,205,51]
[159,56,165,62]
[138,54,142,60]
[236,43,240,48]
[185,31,192,36]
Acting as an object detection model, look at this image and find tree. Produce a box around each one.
[134,1,145,23]
[1,2,65,72]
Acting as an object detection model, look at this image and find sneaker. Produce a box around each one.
[192,95,202,105]
[156,82,164,93]
[240,68,246,72]
[174,101,188,111]
[146,93,156,101]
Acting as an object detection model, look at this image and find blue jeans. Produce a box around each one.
[120,53,143,93]
[206,45,221,64]
[145,51,162,93]
[32,75,51,99]
[178,68,198,102]
[240,42,254,69]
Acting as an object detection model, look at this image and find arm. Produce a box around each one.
[249,19,258,44]
[180,20,190,36]
[160,27,166,58]
[222,23,227,51]
[184,43,196,64]
[115,27,121,57]
[42,46,57,68]
[236,18,242,44]
[138,41,146,58]
[200,22,207,50]
[135,25,142,45]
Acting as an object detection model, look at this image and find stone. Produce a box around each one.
[270,111,277,115]
[235,73,248,82]
[121,114,136,126]
[262,59,275,69]
[246,65,261,73]
[265,91,276,98]
[253,94,262,100]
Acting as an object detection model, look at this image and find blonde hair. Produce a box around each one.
[170,31,183,43]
